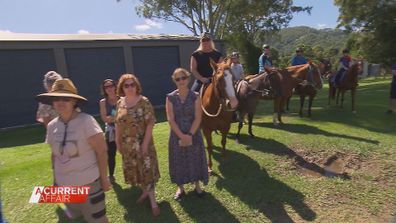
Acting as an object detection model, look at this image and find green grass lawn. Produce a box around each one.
[0,78,395,223]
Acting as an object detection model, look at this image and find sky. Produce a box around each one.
[0,0,340,35]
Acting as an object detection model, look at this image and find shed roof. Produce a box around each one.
[0,33,201,42]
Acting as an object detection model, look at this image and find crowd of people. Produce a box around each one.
[34,32,396,222]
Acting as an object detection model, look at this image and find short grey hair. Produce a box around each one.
[43,71,62,91]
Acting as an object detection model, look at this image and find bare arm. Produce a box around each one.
[166,97,186,138]
[115,123,123,154]
[189,96,202,135]
[42,117,52,128]
[100,99,114,124]
[88,133,111,191]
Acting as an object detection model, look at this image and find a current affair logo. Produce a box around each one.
[29,186,90,204]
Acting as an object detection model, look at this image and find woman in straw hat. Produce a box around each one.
[36,71,63,128]
[36,78,111,223]
[115,74,160,216]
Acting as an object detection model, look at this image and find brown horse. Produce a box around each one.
[285,63,324,117]
[235,69,281,142]
[201,59,238,172]
[328,61,359,112]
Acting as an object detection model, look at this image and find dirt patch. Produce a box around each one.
[288,148,363,179]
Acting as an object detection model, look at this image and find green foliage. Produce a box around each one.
[263,26,349,69]
[334,0,396,66]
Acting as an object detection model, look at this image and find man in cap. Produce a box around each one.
[258,44,273,73]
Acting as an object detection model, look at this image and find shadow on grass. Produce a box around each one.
[178,191,239,223]
[230,133,351,180]
[112,182,180,223]
[253,122,379,145]
[213,149,317,222]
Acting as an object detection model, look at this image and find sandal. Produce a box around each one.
[173,191,185,201]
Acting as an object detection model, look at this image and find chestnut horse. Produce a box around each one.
[328,61,359,112]
[235,69,281,142]
[201,59,238,172]
[285,63,324,117]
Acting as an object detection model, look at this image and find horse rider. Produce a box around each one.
[334,48,352,86]
[258,44,273,73]
[190,32,223,92]
[291,47,308,66]
[230,51,244,83]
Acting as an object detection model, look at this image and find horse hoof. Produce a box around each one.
[249,134,255,138]
[273,122,279,126]
[352,110,357,114]
[208,167,213,174]
[235,139,240,144]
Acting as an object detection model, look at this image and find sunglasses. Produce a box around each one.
[53,97,72,102]
[174,76,188,82]
[123,82,136,88]
[104,84,115,89]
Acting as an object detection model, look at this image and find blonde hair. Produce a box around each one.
[117,74,142,96]
[197,39,217,51]
[172,68,191,79]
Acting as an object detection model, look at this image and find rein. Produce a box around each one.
[200,83,223,117]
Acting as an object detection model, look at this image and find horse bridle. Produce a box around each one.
[200,69,237,117]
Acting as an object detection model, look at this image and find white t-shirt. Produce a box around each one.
[46,112,103,186]
[231,63,244,81]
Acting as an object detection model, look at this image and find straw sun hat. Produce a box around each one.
[36,78,87,105]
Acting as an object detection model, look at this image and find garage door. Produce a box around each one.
[0,49,57,128]
[131,46,180,106]
[65,47,126,115]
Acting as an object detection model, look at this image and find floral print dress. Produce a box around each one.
[116,96,160,190]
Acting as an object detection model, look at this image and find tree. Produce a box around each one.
[334,0,396,66]
[132,0,311,72]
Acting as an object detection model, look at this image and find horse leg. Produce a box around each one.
[278,98,285,124]
[273,99,280,126]
[328,86,332,106]
[308,94,314,117]
[336,88,340,105]
[236,111,246,143]
[248,112,255,138]
[286,96,291,112]
[221,131,228,158]
[340,90,345,108]
[299,95,305,117]
[351,88,356,113]
[202,128,213,173]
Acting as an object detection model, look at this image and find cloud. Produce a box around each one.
[0,29,12,34]
[317,23,333,29]
[77,29,90,34]
[134,19,163,31]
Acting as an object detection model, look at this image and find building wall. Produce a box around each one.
[0,39,225,128]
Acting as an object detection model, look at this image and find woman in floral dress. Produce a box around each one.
[115,74,160,217]
[166,68,208,201]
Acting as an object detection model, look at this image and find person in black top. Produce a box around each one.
[190,32,223,92]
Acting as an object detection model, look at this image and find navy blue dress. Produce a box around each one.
[167,90,209,185]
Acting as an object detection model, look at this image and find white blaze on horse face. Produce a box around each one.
[224,70,236,98]
[224,70,238,108]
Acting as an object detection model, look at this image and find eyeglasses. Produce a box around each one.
[53,97,72,102]
[123,82,136,88]
[174,76,188,82]
[104,84,115,89]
